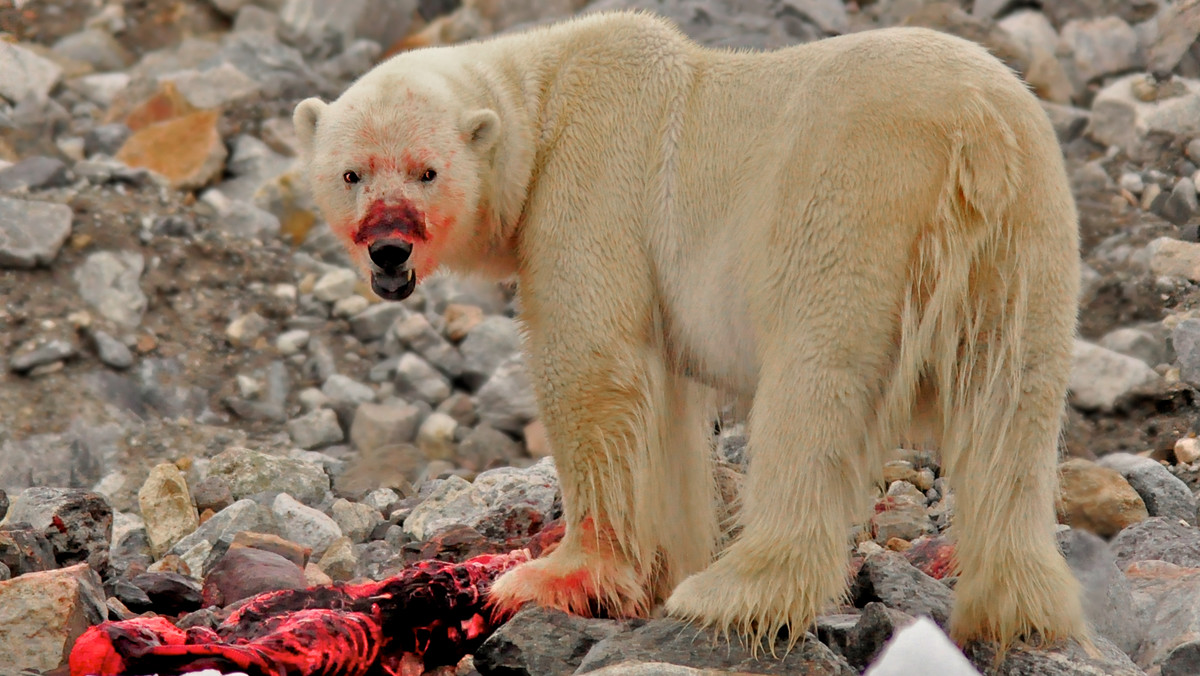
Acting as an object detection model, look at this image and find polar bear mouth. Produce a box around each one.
[371,268,417,301]
[367,239,417,301]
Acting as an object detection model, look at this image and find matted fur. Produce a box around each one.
[293,10,1087,655]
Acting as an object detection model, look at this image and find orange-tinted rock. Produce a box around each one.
[116,110,226,190]
[121,80,197,131]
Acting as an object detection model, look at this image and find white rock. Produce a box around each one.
[0,42,62,103]
[1070,340,1162,412]
[416,412,458,461]
[272,493,342,556]
[865,617,981,676]
[313,267,359,303]
[1176,438,1200,465]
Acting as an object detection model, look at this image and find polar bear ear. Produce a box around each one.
[293,98,328,158]
[460,109,500,151]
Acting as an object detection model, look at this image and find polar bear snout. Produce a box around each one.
[368,239,412,273]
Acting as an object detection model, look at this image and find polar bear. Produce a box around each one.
[293,10,1086,652]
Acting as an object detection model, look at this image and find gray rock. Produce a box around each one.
[1099,325,1171,368]
[576,618,855,674]
[394,352,452,405]
[1040,0,1161,28]
[0,487,112,575]
[164,62,261,109]
[460,316,523,390]
[1144,237,1200,283]
[275,329,310,355]
[109,511,153,579]
[404,457,559,540]
[964,634,1142,675]
[1097,453,1196,526]
[1069,340,1161,412]
[349,302,408,341]
[349,401,422,452]
[1126,559,1200,668]
[214,197,282,241]
[458,424,523,472]
[74,250,148,328]
[1112,517,1200,569]
[205,30,321,99]
[870,497,935,543]
[272,493,341,556]
[586,0,844,50]
[330,498,380,544]
[361,488,400,514]
[1161,177,1199,226]
[1174,318,1200,388]
[90,330,134,369]
[166,498,280,559]
[1059,17,1142,87]
[83,123,132,157]
[0,564,107,673]
[843,603,919,672]
[220,134,294,202]
[0,423,118,495]
[0,41,62,103]
[388,312,463,377]
[70,72,132,107]
[475,607,633,676]
[280,0,417,56]
[313,267,359,302]
[287,408,345,450]
[51,28,132,72]
[0,197,72,268]
[1163,639,1200,676]
[9,337,77,374]
[853,551,952,627]
[1087,75,1200,161]
[475,353,539,434]
[206,446,330,504]
[0,156,69,192]
[1039,101,1091,144]
[234,5,283,33]
[1057,528,1142,656]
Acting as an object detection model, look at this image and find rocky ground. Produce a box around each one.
[2,0,1200,674]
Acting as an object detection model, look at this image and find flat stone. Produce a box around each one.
[73,250,148,328]
[1069,340,1162,412]
[287,407,345,450]
[852,551,953,627]
[0,197,72,268]
[1096,453,1196,526]
[201,545,306,607]
[207,446,330,504]
[272,493,341,557]
[349,401,422,453]
[404,458,559,541]
[475,607,633,676]
[0,487,112,575]
[138,463,200,558]
[1057,458,1148,538]
[0,564,105,672]
[115,110,227,190]
[90,330,134,369]
[1146,237,1200,283]
[1087,74,1200,161]
[167,499,281,561]
[475,354,539,434]
[0,41,62,103]
[0,156,69,192]
[1057,528,1142,656]
[1112,517,1200,569]
[163,62,261,109]
[575,618,855,674]
[1174,318,1200,388]
[9,337,77,374]
[964,634,1141,675]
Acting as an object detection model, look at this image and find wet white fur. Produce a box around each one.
[294,10,1087,653]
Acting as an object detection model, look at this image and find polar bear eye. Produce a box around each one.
[420,168,437,183]
[343,171,360,184]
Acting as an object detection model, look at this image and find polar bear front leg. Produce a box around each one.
[666,357,873,653]
[489,311,714,619]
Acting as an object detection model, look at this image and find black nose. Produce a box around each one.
[368,240,412,271]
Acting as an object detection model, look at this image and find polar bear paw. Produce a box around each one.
[665,548,844,656]
[488,541,649,620]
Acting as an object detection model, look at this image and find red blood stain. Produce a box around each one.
[51,515,68,534]
[354,200,429,245]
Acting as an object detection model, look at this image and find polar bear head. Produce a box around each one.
[293,64,507,300]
